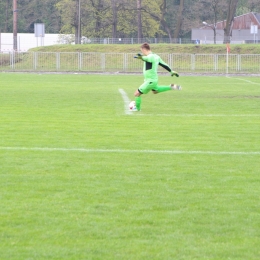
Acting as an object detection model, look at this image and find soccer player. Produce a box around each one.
[133,42,181,111]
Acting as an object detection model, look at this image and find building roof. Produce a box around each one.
[201,12,260,30]
[255,13,260,24]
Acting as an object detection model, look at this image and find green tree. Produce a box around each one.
[0,0,12,32]
[237,0,260,14]
[56,0,78,38]
[0,0,61,33]
[59,0,163,39]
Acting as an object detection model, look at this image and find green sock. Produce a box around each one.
[135,96,141,111]
[156,85,171,93]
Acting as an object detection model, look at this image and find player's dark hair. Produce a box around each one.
[141,42,150,50]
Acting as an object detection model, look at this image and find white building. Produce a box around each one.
[192,12,260,44]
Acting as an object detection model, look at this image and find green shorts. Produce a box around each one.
[138,80,158,94]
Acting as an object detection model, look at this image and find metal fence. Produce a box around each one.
[0,34,199,52]
[1,52,260,74]
[84,38,193,44]
[1,33,260,52]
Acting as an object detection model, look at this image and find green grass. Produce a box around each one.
[30,43,260,54]
[0,73,260,259]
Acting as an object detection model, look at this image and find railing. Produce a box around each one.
[1,33,259,52]
[83,38,194,44]
[0,52,260,74]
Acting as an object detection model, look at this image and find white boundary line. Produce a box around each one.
[133,114,259,117]
[118,88,132,115]
[226,76,260,85]
[0,147,259,155]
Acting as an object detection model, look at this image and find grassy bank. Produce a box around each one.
[30,43,260,54]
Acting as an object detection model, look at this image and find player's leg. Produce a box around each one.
[170,84,182,90]
[152,83,181,94]
[134,81,154,111]
[134,89,142,111]
[152,85,171,93]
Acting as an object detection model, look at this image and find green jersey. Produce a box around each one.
[141,53,172,81]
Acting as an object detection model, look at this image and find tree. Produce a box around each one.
[6,0,11,32]
[1,0,249,41]
[136,0,143,40]
[0,0,12,32]
[3,0,60,33]
[247,0,260,12]
[199,0,227,44]
[86,0,110,37]
[110,0,116,38]
[75,0,81,43]
[140,0,173,40]
[224,0,238,43]
[173,0,184,39]
[90,0,103,35]
[142,0,165,38]
[56,0,81,42]
[236,0,260,14]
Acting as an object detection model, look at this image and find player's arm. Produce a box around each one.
[140,55,151,62]
[135,54,154,63]
[134,53,144,60]
[159,58,179,77]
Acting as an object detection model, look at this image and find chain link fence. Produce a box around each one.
[1,52,260,74]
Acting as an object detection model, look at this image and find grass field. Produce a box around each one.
[0,73,260,259]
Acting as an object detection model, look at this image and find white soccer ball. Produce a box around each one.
[129,101,136,111]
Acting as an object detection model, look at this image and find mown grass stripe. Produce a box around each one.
[0,146,259,155]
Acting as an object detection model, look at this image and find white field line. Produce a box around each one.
[118,88,132,115]
[0,146,259,155]
[226,76,260,85]
[133,114,260,117]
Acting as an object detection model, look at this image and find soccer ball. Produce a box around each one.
[129,101,136,111]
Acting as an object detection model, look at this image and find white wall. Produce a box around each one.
[0,33,60,52]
